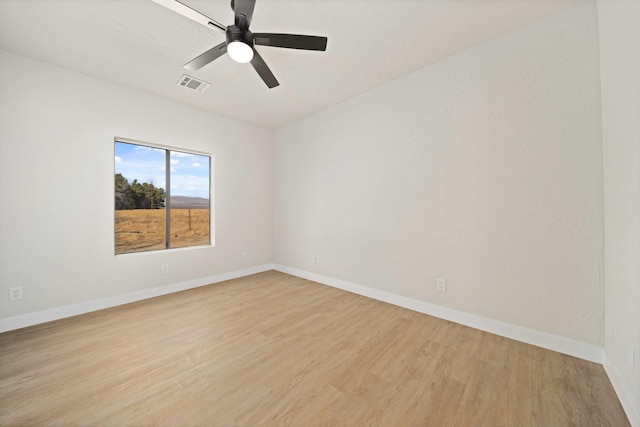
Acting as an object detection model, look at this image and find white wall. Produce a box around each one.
[274,3,604,345]
[0,50,273,320]
[598,0,640,420]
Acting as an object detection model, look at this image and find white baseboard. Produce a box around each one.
[0,263,275,333]
[603,350,640,427]
[0,262,605,364]
[273,264,603,364]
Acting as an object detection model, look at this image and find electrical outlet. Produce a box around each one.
[632,346,636,369]
[241,251,248,260]
[615,326,619,344]
[161,264,169,274]
[437,278,447,292]
[311,254,317,264]
[9,287,23,301]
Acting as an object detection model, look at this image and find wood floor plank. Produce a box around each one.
[0,270,630,426]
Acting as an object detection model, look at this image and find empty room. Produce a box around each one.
[0,0,638,425]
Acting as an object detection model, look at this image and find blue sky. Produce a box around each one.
[115,142,210,199]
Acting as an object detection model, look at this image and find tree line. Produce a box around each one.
[115,173,165,210]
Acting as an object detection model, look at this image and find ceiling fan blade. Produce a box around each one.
[250,49,279,88]
[152,0,226,31]
[184,42,228,71]
[253,33,328,51]
[232,0,256,31]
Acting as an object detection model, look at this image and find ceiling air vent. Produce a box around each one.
[177,75,210,93]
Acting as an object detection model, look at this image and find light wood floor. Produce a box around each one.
[0,271,629,426]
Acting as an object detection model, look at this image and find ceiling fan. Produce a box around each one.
[152,0,328,88]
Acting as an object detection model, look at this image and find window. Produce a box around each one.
[114,139,211,255]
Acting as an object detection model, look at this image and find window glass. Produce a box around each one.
[114,140,210,255]
[169,150,211,249]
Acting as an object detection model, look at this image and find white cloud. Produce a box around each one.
[133,145,158,153]
[114,156,122,163]
[170,159,180,165]
[191,162,201,167]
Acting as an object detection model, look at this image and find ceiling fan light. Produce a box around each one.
[227,41,254,63]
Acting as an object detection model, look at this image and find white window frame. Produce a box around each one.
[114,137,214,255]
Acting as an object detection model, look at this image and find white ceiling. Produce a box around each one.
[0,0,583,129]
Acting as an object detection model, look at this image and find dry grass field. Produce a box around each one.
[115,209,210,254]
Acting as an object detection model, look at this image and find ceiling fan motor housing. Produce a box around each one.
[226,25,254,47]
